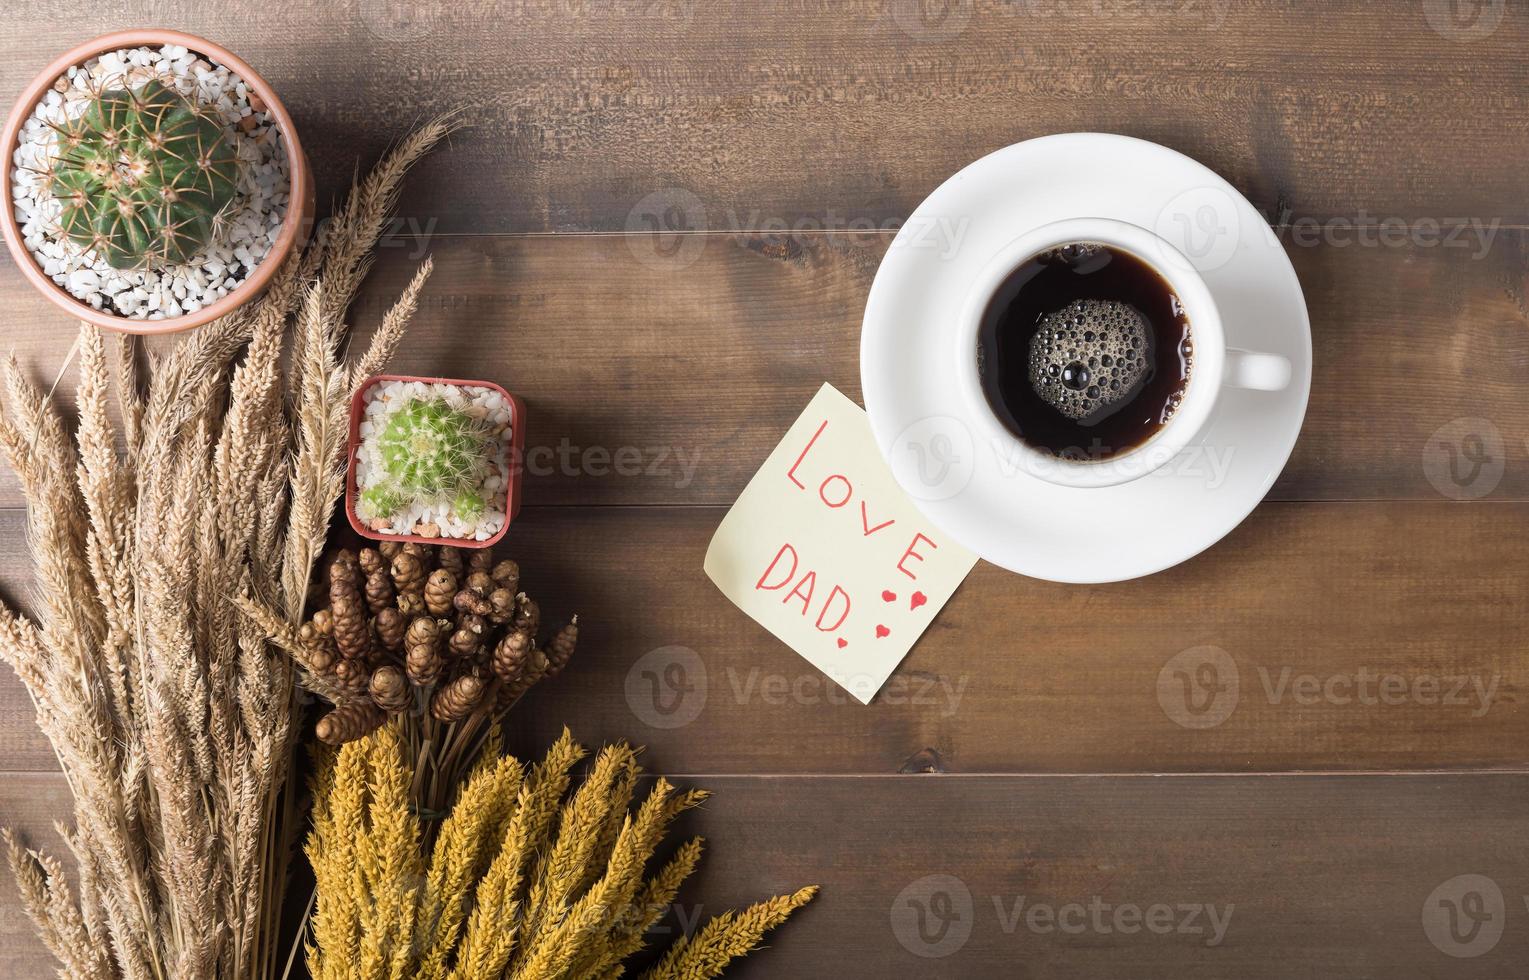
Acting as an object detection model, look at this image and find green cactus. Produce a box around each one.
[357,484,407,522]
[357,397,496,522]
[454,486,487,523]
[48,79,241,270]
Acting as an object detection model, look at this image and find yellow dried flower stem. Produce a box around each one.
[415,753,524,980]
[640,886,820,980]
[446,730,586,980]
[583,752,644,895]
[307,736,372,978]
[306,728,817,980]
[356,723,426,980]
[516,779,708,980]
[520,742,637,944]
[586,836,706,978]
[468,721,503,782]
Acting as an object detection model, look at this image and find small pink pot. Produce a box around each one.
[345,374,526,550]
[1,29,316,334]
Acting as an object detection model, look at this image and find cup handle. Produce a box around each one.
[1223,348,1291,391]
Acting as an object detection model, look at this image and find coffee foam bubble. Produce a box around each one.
[1026,299,1150,422]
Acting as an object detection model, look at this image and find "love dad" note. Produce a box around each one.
[704,384,977,704]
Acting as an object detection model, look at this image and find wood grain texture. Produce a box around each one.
[2,232,1527,508]
[1,4,1526,976]
[0,1,1526,232]
[4,770,1528,977]
[2,502,1523,775]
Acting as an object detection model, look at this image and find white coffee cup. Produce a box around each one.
[954,217,1291,489]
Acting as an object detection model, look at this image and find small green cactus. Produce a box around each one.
[357,397,496,522]
[48,79,241,270]
[357,484,407,522]
[454,486,487,523]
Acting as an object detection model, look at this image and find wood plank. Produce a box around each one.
[1,2,1527,232]
[3,770,1528,976]
[2,502,1525,774]
[2,232,1527,508]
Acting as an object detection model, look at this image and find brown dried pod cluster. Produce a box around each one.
[309,542,578,745]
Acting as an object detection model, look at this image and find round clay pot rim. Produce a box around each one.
[0,29,312,335]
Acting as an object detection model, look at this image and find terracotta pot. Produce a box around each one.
[0,29,315,334]
[345,374,527,550]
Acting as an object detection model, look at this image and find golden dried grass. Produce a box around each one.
[307,726,816,980]
[0,114,457,979]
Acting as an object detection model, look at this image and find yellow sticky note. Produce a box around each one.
[704,384,978,704]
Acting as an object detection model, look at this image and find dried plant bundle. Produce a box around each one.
[307,725,817,980]
[0,114,461,980]
[237,539,578,829]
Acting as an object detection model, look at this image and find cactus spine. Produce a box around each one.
[48,79,240,270]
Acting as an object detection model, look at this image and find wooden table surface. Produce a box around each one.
[2,3,1528,976]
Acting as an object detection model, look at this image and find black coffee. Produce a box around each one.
[975,242,1193,461]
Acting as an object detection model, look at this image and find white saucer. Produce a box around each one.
[860,134,1312,583]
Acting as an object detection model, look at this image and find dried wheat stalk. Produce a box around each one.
[306,724,817,980]
[0,114,459,980]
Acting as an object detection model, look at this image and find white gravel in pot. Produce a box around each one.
[356,380,514,542]
[9,44,291,320]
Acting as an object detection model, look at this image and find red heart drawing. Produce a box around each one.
[875,625,890,638]
[881,590,897,602]
[836,637,848,649]
[910,591,928,610]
